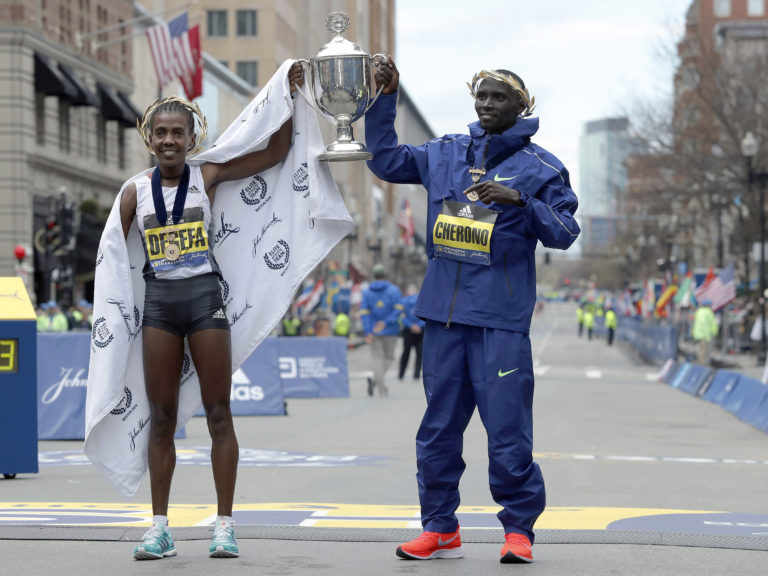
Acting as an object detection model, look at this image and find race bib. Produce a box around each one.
[432,201,498,265]
[144,219,210,272]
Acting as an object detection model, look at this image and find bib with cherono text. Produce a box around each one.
[433,201,498,265]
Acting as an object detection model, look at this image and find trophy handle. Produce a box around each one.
[293,58,331,121]
[362,54,387,115]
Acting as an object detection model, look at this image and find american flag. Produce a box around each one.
[397,198,415,246]
[694,263,736,311]
[146,12,197,91]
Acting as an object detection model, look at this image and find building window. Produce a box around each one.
[713,0,731,17]
[35,93,45,145]
[96,114,107,163]
[748,0,765,16]
[236,61,258,86]
[59,100,71,152]
[236,10,257,36]
[207,10,227,37]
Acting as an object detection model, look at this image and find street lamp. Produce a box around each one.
[741,131,768,362]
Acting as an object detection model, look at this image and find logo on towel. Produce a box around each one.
[106,299,140,341]
[240,175,269,206]
[91,317,114,349]
[264,239,290,274]
[110,386,133,415]
[220,279,231,303]
[95,249,104,267]
[213,212,241,246]
[229,301,253,328]
[293,162,310,197]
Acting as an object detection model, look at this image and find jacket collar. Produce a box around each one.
[468,116,539,150]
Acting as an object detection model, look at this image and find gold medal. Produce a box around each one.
[163,227,180,261]
[466,190,479,202]
[164,243,180,261]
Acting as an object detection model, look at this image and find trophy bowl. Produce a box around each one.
[297,11,384,162]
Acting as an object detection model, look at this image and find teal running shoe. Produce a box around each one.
[209,521,239,558]
[133,522,177,560]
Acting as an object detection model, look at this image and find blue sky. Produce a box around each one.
[395,0,693,191]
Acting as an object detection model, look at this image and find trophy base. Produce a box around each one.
[318,141,373,162]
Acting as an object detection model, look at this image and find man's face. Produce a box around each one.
[474,78,524,134]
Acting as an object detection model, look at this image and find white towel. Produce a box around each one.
[84,60,353,497]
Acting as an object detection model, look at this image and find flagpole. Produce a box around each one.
[75,2,197,49]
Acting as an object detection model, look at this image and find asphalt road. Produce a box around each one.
[1,301,767,575]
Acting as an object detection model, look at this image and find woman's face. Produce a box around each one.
[150,111,195,168]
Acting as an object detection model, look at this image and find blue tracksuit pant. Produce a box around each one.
[417,320,545,541]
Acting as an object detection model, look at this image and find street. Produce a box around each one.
[1,301,767,575]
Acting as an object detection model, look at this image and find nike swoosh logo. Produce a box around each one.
[438,533,459,546]
[498,368,519,377]
[494,174,519,182]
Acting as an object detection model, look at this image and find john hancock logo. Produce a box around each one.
[92,317,114,349]
[240,175,271,211]
[293,162,310,197]
[264,239,290,275]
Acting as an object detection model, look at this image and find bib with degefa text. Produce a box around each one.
[143,206,211,272]
[432,201,498,266]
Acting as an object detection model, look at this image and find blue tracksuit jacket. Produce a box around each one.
[361,280,403,336]
[365,92,580,333]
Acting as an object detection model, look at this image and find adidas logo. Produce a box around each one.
[457,205,474,219]
[188,185,201,194]
[212,308,226,319]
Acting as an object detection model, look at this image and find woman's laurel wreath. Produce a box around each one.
[263,240,290,270]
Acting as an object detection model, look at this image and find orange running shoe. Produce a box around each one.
[500,532,533,563]
[396,527,464,560]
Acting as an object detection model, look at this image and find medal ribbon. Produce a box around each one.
[151,164,191,226]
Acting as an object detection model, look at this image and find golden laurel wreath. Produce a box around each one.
[467,70,536,118]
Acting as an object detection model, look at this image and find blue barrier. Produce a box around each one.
[38,334,188,440]
[659,361,679,384]
[669,362,691,389]
[37,333,89,440]
[36,333,349,438]
[731,378,768,428]
[276,337,349,397]
[750,394,768,433]
[617,318,677,365]
[677,365,713,396]
[702,370,741,405]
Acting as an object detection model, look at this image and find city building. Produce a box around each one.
[578,117,633,256]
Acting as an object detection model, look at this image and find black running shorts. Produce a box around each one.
[143,273,229,337]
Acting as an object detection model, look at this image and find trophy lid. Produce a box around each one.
[315,11,368,59]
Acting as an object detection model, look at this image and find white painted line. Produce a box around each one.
[311,510,330,517]
[299,519,319,527]
[586,370,602,379]
[195,513,217,527]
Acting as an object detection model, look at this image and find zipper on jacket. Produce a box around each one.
[445,262,462,329]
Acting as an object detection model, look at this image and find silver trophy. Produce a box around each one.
[297,11,385,161]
